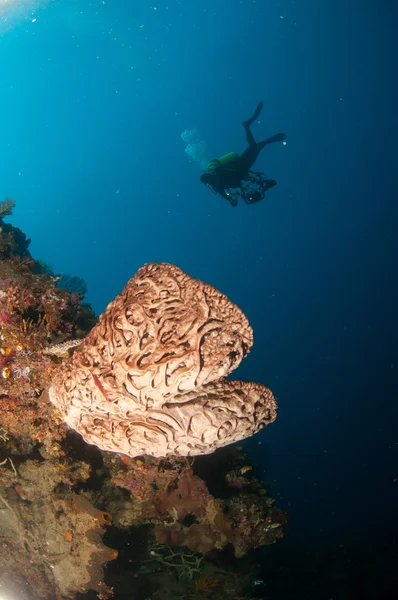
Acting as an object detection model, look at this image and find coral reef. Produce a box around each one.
[0,460,116,598]
[0,202,286,599]
[56,274,88,297]
[48,262,277,458]
[0,215,96,454]
[0,201,116,597]
[102,445,286,560]
[0,197,16,218]
[0,197,31,258]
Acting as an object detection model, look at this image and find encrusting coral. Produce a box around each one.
[104,450,287,559]
[48,262,277,457]
[0,200,116,598]
[0,460,117,598]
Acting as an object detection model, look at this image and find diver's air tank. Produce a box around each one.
[207,151,239,171]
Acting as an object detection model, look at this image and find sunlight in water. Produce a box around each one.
[0,0,50,34]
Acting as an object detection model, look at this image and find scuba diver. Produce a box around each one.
[200,101,286,207]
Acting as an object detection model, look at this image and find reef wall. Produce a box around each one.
[0,199,286,600]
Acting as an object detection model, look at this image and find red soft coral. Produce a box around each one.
[0,310,12,324]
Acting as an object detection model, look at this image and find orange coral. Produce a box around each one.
[195,575,221,593]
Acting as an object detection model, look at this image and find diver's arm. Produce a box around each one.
[222,189,239,206]
[210,170,239,205]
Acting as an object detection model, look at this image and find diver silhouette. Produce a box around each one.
[200,101,286,207]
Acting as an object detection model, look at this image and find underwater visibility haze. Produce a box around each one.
[0,0,397,598]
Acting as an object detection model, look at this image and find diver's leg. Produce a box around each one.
[242,101,264,128]
[241,133,285,170]
[242,101,264,147]
[239,128,285,173]
[257,132,286,150]
[239,146,259,172]
[243,124,256,147]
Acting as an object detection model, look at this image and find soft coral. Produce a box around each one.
[0,310,12,324]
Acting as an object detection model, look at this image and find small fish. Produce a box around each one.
[271,522,282,528]
[239,465,252,475]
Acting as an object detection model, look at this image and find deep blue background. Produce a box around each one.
[1,0,397,550]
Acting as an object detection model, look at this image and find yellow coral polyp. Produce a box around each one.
[1,367,11,379]
[16,342,25,352]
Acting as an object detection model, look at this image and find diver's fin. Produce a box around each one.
[242,101,264,127]
[258,132,286,148]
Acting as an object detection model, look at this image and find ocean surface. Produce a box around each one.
[1,0,397,596]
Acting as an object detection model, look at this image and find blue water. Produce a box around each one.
[1,0,397,553]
